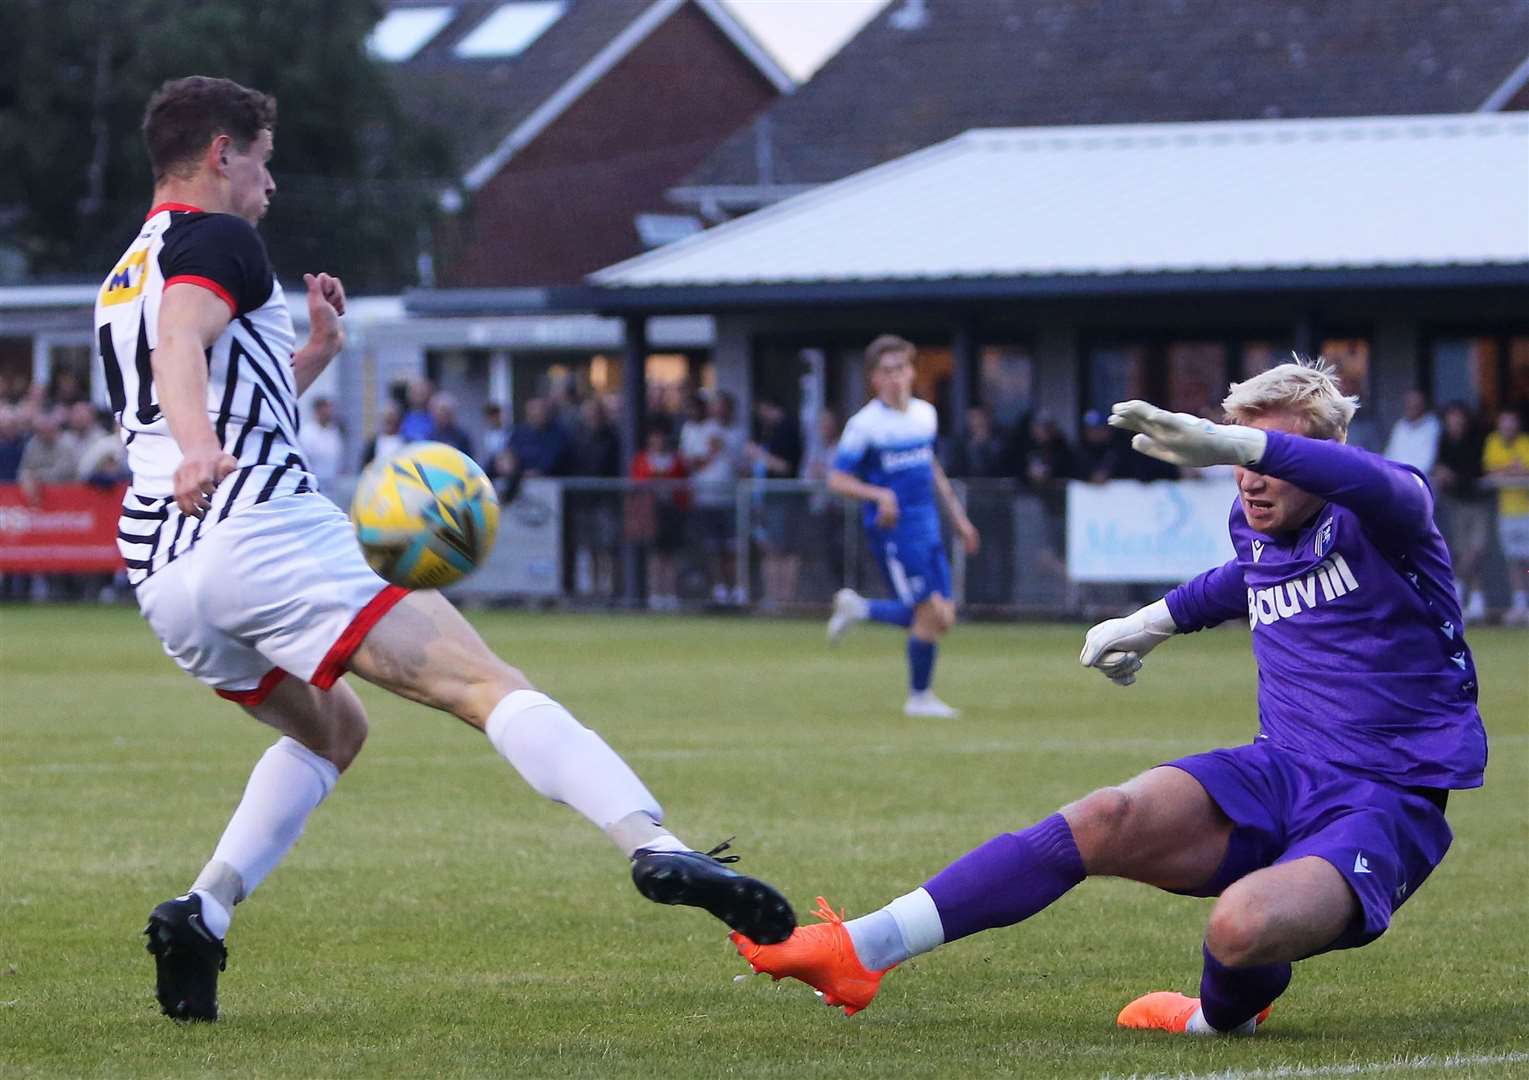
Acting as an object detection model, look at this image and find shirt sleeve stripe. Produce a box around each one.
[164,274,237,314]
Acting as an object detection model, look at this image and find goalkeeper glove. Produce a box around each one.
[1109,400,1268,468]
[1080,599,1178,687]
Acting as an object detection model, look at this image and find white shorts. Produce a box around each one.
[1499,513,1529,561]
[134,493,405,704]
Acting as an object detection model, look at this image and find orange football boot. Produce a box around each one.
[1116,991,1271,1034]
[730,897,888,1017]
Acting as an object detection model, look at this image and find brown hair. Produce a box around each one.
[864,334,915,375]
[143,76,277,182]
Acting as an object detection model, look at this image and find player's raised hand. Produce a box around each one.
[1108,400,1267,468]
[174,446,239,518]
[303,272,347,355]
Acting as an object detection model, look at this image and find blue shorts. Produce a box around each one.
[1168,741,1453,952]
[869,529,951,606]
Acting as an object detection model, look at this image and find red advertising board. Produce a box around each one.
[0,484,128,572]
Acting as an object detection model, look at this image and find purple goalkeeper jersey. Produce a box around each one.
[1165,431,1486,790]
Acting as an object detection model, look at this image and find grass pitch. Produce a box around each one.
[2,605,1526,1079]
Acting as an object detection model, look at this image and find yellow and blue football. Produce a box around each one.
[350,441,500,589]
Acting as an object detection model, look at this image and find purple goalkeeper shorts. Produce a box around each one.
[1167,740,1454,953]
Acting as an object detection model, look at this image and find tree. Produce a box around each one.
[0,0,454,291]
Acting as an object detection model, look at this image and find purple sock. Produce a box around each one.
[868,598,913,627]
[1199,943,1291,1031]
[907,638,936,692]
[922,813,1085,942]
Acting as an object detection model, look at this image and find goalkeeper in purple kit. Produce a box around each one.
[732,359,1486,1033]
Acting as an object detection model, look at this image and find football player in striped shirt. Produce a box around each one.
[102,76,793,1023]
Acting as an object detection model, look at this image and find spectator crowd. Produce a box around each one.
[5,366,1528,621]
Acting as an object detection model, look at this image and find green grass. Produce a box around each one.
[2,606,1526,1079]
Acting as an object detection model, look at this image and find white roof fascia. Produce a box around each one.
[461,0,792,193]
[692,0,794,94]
[1478,53,1529,111]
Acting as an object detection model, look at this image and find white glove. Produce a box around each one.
[1109,400,1268,469]
[1080,599,1178,687]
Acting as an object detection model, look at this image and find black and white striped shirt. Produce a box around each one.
[94,203,315,584]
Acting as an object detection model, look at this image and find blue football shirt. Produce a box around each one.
[833,398,942,542]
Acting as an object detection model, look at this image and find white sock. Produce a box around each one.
[1185,1004,1258,1036]
[843,887,945,971]
[1185,1006,1216,1035]
[190,889,232,940]
[484,690,676,856]
[197,736,339,930]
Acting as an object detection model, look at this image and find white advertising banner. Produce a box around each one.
[1066,479,1238,583]
[448,478,563,599]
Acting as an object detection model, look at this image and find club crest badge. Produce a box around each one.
[1313,517,1334,558]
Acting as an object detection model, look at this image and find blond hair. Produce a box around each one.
[1222,355,1359,440]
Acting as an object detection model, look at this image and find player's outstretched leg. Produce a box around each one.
[347,590,796,944]
[734,813,1084,1014]
[736,768,1234,1016]
[144,677,365,1020]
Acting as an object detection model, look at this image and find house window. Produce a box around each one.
[0,337,32,403]
[979,345,1033,429]
[1165,341,1228,418]
[454,2,566,58]
[1319,337,1371,402]
[1240,340,1295,377]
[1086,345,1149,415]
[46,343,95,406]
[1430,334,1529,419]
[366,6,454,62]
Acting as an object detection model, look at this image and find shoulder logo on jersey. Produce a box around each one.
[100,248,149,307]
[1313,516,1334,558]
[1251,539,1264,562]
[1353,852,1371,874]
[1246,552,1360,628]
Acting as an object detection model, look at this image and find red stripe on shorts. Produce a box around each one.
[310,585,409,689]
[216,666,289,706]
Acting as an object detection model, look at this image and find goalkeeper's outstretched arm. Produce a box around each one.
[1108,400,1433,542]
[1081,558,1248,686]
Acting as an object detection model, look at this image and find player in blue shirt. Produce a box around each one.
[825,335,981,718]
[733,360,1486,1032]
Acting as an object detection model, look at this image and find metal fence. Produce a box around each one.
[10,474,1521,616]
[447,477,1104,616]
